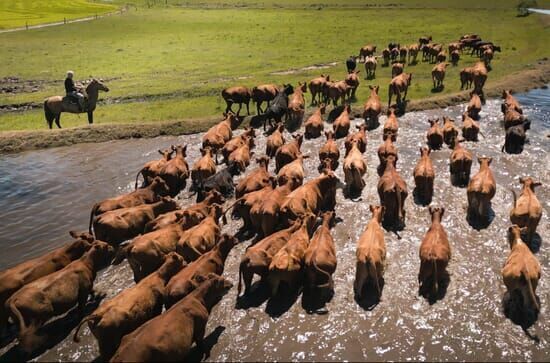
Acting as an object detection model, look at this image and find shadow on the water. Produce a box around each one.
[355,278,385,311]
[418,271,450,305]
[502,291,540,342]
[301,286,334,314]
[235,281,270,310]
[265,285,301,318]
[184,326,226,362]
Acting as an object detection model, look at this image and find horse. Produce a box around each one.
[44,79,109,129]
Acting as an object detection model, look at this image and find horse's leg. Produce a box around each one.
[225,101,233,114]
[55,114,62,129]
[246,101,250,115]
[237,103,242,116]
[88,111,93,125]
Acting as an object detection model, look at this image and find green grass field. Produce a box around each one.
[0,0,549,131]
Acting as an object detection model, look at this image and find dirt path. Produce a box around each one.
[0,60,548,155]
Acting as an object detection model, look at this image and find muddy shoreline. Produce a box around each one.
[1,61,548,155]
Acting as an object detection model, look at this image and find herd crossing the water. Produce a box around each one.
[1,33,543,361]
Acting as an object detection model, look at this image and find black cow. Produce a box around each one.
[194,163,238,202]
[261,84,294,131]
[502,120,531,154]
[346,56,357,73]
[470,41,501,56]
[388,42,400,50]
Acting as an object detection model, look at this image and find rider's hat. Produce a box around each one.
[67,70,74,77]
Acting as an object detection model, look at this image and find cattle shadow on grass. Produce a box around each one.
[0,293,105,361]
[418,271,450,305]
[502,291,540,341]
[265,285,302,318]
[184,326,226,361]
[431,85,444,93]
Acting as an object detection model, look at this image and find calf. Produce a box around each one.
[7,241,114,353]
[503,120,530,154]
[345,70,360,99]
[73,253,185,359]
[251,84,279,115]
[391,63,404,78]
[110,274,232,362]
[461,112,480,141]
[377,155,408,229]
[287,82,307,128]
[413,147,435,205]
[345,124,368,156]
[266,122,286,158]
[355,205,386,300]
[191,147,217,187]
[319,130,340,171]
[467,91,482,120]
[426,118,444,150]
[0,232,93,333]
[363,85,382,130]
[176,205,224,262]
[333,104,351,139]
[449,139,473,187]
[432,62,449,89]
[236,156,271,198]
[269,213,315,295]
[304,211,337,293]
[502,225,541,313]
[343,140,367,195]
[388,73,412,108]
[135,148,173,189]
[275,133,303,172]
[222,86,251,116]
[377,133,398,176]
[227,135,254,174]
[364,56,377,79]
[165,234,237,308]
[221,127,255,162]
[383,107,399,141]
[418,207,451,296]
[159,144,190,196]
[238,220,303,296]
[442,116,459,147]
[510,177,542,243]
[304,104,326,139]
[93,197,179,246]
[308,75,330,105]
[460,67,474,90]
[326,80,349,106]
[501,89,523,114]
[467,157,496,225]
[278,155,307,190]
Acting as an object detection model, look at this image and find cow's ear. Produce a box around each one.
[519,177,526,184]
[69,230,80,239]
[533,182,542,188]
[486,157,493,165]
[182,145,187,154]
[369,204,375,213]
[158,149,164,155]
[440,207,445,217]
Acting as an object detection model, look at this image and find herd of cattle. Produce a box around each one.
[0,33,543,361]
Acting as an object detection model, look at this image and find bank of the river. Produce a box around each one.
[1,60,548,155]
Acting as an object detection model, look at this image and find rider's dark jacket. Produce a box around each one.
[65,78,76,94]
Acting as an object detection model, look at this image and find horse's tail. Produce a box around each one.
[44,100,55,128]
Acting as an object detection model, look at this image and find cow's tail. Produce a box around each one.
[135,169,143,190]
[112,243,132,265]
[432,259,438,295]
[396,188,403,225]
[89,203,99,234]
[8,299,27,336]
[238,257,249,296]
[312,253,332,290]
[522,268,539,311]
[73,314,100,343]
[222,196,245,221]
[367,258,381,297]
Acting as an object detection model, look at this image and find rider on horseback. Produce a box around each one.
[65,71,85,111]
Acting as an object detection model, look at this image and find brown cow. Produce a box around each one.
[203,112,240,163]
[460,67,474,90]
[304,211,337,293]
[399,47,408,63]
[110,274,232,362]
[287,82,307,127]
[93,197,179,246]
[266,122,285,158]
[191,147,217,187]
[304,103,326,139]
[7,241,114,353]
[377,155,408,229]
[165,234,237,308]
[308,74,330,105]
[426,118,444,150]
[73,253,185,359]
[250,183,295,238]
[502,225,541,313]
[278,155,307,190]
[343,140,367,195]
[436,50,446,63]
[413,147,435,205]
[235,156,271,198]
[408,43,419,64]
[449,139,473,187]
[388,73,412,108]
[364,56,377,79]
[319,130,340,171]
[467,157,496,225]
[333,104,351,139]
[326,80,350,106]
[227,135,254,174]
[418,206,451,296]
[503,107,527,130]
[221,127,255,162]
[442,116,459,147]
[275,133,303,172]
[251,84,279,115]
[269,213,315,295]
[432,62,449,89]
[135,148,173,189]
[510,177,543,243]
[382,48,390,67]
[472,61,488,98]
[176,205,224,262]
[0,232,93,333]
[467,91,482,120]
[450,50,460,66]
[482,48,493,66]
[363,85,382,130]
[345,70,360,99]
[377,133,398,176]
[501,89,523,115]
[461,112,480,141]
[391,63,404,78]
[345,124,368,156]
[448,42,462,54]
[355,205,386,300]
[159,144,190,196]
[238,220,303,296]
[383,107,399,141]
[222,86,251,116]
[359,44,377,61]
[90,177,171,234]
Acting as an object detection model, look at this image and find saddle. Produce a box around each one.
[62,95,88,112]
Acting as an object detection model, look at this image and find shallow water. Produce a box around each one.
[0,88,549,361]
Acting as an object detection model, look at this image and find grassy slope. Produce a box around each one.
[0,1,117,29]
[0,2,548,131]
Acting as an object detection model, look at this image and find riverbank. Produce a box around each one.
[1,59,548,154]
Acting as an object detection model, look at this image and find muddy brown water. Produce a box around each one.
[0,89,549,361]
